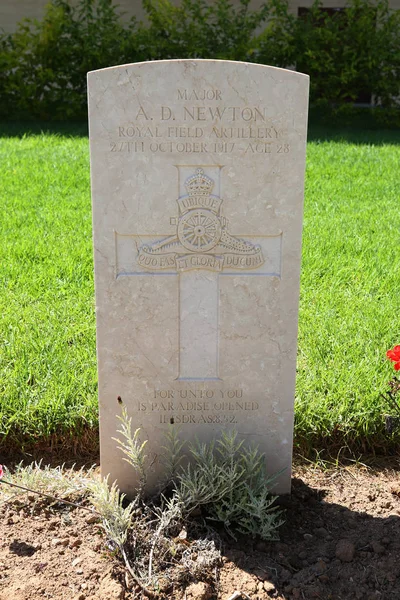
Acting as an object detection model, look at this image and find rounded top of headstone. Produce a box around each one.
[87,59,309,81]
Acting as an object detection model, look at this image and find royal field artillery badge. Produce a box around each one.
[138,168,265,273]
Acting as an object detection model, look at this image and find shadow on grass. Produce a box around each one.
[0,121,88,138]
[308,108,400,145]
[1,108,400,144]
[0,427,99,470]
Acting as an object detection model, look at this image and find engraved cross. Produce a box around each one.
[116,166,282,380]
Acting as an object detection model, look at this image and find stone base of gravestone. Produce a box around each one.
[88,59,309,496]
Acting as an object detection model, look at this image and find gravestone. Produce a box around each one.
[88,60,309,495]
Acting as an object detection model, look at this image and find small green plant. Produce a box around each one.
[160,425,185,485]
[112,407,148,491]
[0,462,158,597]
[0,461,100,520]
[87,476,157,597]
[107,417,283,593]
[114,409,284,542]
[0,460,95,501]
[166,430,284,541]
[88,475,137,546]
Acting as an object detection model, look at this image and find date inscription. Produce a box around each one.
[110,140,289,155]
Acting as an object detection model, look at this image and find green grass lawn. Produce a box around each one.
[0,123,399,455]
[0,131,97,450]
[297,133,400,455]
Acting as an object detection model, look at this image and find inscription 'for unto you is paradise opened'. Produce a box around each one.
[139,388,258,425]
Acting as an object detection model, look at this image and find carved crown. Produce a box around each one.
[185,168,214,197]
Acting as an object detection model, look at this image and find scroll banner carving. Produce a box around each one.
[138,248,264,272]
[138,168,265,273]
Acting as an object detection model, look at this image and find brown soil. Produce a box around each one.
[1,461,400,600]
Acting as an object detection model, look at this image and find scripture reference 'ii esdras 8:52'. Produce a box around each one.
[88,60,309,495]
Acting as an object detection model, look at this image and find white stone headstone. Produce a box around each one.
[88,59,309,495]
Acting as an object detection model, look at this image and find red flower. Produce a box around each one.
[0,465,3,479]
[386,345,400,371]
